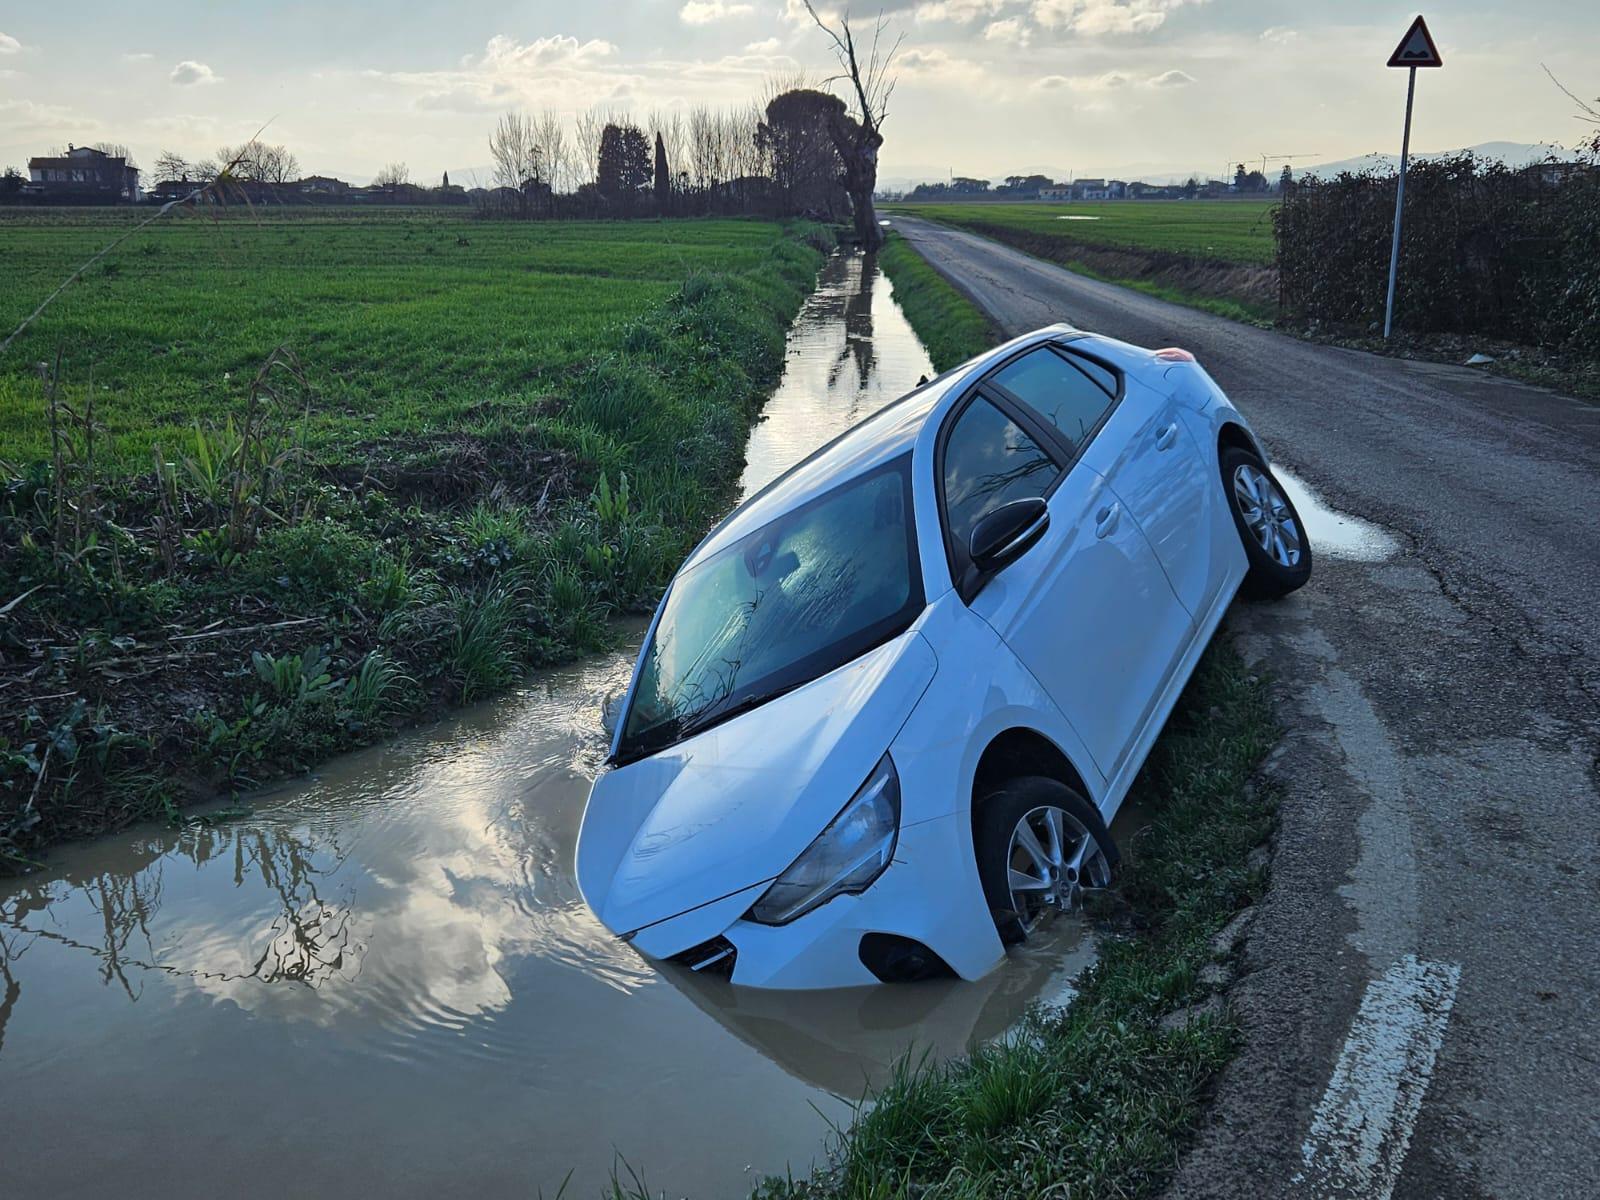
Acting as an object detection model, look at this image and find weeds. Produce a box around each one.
[252,644,339,704]
[445,584,522,701]
[346,651,411,717]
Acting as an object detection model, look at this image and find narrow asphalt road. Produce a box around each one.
[892,215,1600,1199]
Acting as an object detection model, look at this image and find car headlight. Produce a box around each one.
[746,754,901,926]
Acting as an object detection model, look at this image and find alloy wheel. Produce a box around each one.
[1004,804,1111,931]
[1233,463,1303,568]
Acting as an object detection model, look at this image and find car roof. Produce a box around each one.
[685,325,1074,568]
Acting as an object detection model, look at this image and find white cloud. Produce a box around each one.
[915,0,1004,22]
[744,37,782,53]
[1147,68,1194,87]
[983,17,1030,45]
[0,98,93,132]
[1031,0,1205,36]
[170,60,221,86]
[123,51,154,62]
[897,48,964,75]
[1259,27,1297,45]
[0,31,22,54]
[680,0,754,24]
[1034,70,1132,92]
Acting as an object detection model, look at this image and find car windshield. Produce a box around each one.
[616,456,923,763]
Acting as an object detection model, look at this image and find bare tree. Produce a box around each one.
[154,150,191,183]
[216,140,300,183]
[90,142,138,168]
[533,109,570,203]
[1544,66,1600,154]
[804,2,901,249]
[373,162,410,187]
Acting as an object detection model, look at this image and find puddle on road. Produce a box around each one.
[1274,466,1401,561]
[0,253,1108,1200]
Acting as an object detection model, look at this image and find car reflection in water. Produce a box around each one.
[662,913,1099,1098]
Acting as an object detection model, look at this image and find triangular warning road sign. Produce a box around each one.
[1387,15,1443,68]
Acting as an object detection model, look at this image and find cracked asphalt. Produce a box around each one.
[892,215,1600,1199]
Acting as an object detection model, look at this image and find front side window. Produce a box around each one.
[617,457,922,764]
[989,347,1116,456]
[941,398,1060,562]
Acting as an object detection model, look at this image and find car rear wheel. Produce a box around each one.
[1221,446,1313,599]
[976,777,1117,946]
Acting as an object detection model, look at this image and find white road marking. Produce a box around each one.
[1295,955,1462,1199]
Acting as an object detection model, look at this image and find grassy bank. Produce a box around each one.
[877,232,1001,373]
[743,239,1279,1200]
[887,202,1279,324]
[0,209,830,868]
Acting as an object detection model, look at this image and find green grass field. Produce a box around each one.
[0,209,793,468]
[0,207,826,862]
[886,200,1279,266]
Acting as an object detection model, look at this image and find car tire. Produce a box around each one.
[1221,446,1313,600]
[975,776,1118,946]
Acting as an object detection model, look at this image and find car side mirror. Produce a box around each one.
[968,498,1050,577]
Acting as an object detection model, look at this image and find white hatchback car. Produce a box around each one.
[577,325,1310,989]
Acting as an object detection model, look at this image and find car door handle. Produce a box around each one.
[1094,502,1120,538]
[1155,422,1179,451]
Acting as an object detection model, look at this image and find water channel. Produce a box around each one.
[0,254,1105,1199]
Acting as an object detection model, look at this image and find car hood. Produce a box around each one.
[576,630,938,944]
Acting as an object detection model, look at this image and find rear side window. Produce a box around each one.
[941,398,1060,559]
[989,347,1116,456]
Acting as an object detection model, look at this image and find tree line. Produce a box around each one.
[480,5,895,246]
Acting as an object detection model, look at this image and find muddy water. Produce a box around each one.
[0,254,1108,1200]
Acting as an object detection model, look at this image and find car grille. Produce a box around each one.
[670,935,736,978]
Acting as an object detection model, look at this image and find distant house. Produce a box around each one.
[146,177,208,205]
[1129,182,1187,200]
[26,145,141,203]
[1072,178,1110,200]
[1039,186,1072,201]
[1105,180,1128,199]
[299,175,350,197]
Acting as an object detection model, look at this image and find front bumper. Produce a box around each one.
[627,812,1005,990]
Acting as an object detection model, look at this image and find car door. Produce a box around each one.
[937,384,1193,783]
[989,342,1220,620]
[1078,373,1220,619]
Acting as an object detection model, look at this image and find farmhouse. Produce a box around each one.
[26,145,141,203]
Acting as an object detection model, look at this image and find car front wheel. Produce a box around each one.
[976,776,1117,946]
[1222,446,1313,599]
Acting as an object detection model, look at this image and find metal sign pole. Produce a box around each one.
[1383,66,1417,339]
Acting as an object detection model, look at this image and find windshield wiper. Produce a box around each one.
[675,683,800,743]
[614,683,801,766]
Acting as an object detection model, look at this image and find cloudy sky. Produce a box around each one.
[1,1,1593,185]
